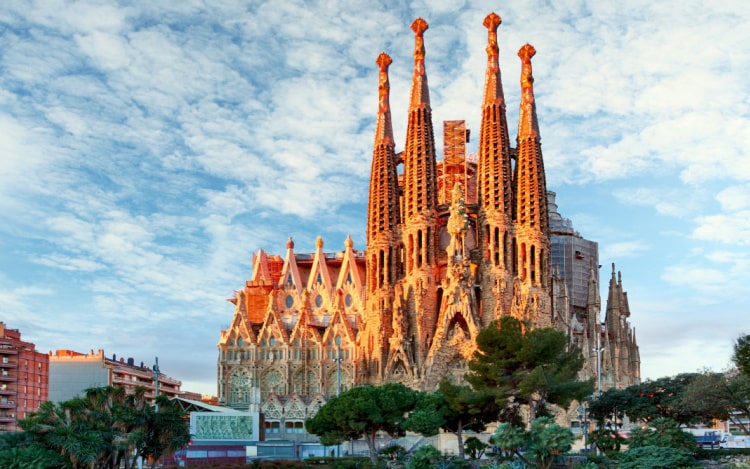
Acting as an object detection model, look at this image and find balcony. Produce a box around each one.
[0,361,16,369]
[0,401,15,409]
[0,388,15,396]
[0,415,14,423]
[0,374,13,382]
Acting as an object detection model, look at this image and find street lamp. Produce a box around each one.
[333,336,343,396]
[153,357,160,411]
[594,324,605,397]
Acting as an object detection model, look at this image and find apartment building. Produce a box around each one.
[0,322,49,432]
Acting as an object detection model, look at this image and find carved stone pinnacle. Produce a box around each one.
[483,12,501,31]
[376,52,392,70]
[411,17,428,36]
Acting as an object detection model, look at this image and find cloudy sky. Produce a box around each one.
[1,0,748,396]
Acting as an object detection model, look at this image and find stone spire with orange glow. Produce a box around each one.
[366,52,400,289]
[476,12,515,324]
[363,52,400,381]
[402,18,438,230]
[515,44,548,235]
[477,12,513,217]
[399,17,439,375]
[512,43,551,326]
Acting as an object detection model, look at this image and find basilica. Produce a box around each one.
[217,13,640,434]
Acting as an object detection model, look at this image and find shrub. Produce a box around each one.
[406,445,442,469]
[618,445,696,469]
[627,418,695,451]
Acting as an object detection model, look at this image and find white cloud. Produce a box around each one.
[693,211,750,245]
[1,0,750,395]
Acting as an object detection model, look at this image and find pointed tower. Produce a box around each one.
[476,12,515,325]
[363,52,401,382]
[511,43,552,327]
[399,18,440,374]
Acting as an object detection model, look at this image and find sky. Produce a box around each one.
[1,0,749,397]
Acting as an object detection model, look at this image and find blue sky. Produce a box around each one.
[1,0,748,396]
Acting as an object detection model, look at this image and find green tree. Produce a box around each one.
[588,387,629,427]
[589,428,625,455]
[306,383,419,465]
[405,378,498,459]
[733,334,750,376]
[19,386,189,469]
[611,373,700,425]
[491,416,573,469]
[0,431,62,469]
[466,317,593,421]
[626,418,695,451]
[463,436,488,460]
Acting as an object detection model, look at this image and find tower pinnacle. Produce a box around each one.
[409,18,430,110]
[374,52,394,147]
[518,43,540,140]
[482,12,505,106]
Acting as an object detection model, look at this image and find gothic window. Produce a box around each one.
[262,370,283,399]
[293,370,317,394]
[327,369,348,396]
[345,293,353,307]
[315,294,323,308]
[229,369,250,404]
[285,295,294,308]
[237,337,243,347]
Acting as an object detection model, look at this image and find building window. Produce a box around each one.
[285,421,305,433]
[264,421,281,434]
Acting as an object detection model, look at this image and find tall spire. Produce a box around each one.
[517,43,541,142]
[409,18,430,110]
[366,53,400,291]
[511,42,550,320]
[515,43,547,233]
[402,17,438,225]
[482,12,505,107]
[477,12,513,217]
[476,12,516,324]
[374,52,394,147]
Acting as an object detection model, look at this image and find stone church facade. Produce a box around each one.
[217,13,640,430]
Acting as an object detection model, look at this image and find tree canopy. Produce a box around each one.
[305,383,419,465]
[734,334,750,377]
[492,416,574,469]
[466,316,593,421]
[15,386,189,469]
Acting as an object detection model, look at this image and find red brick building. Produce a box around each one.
[0,322,49,432]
